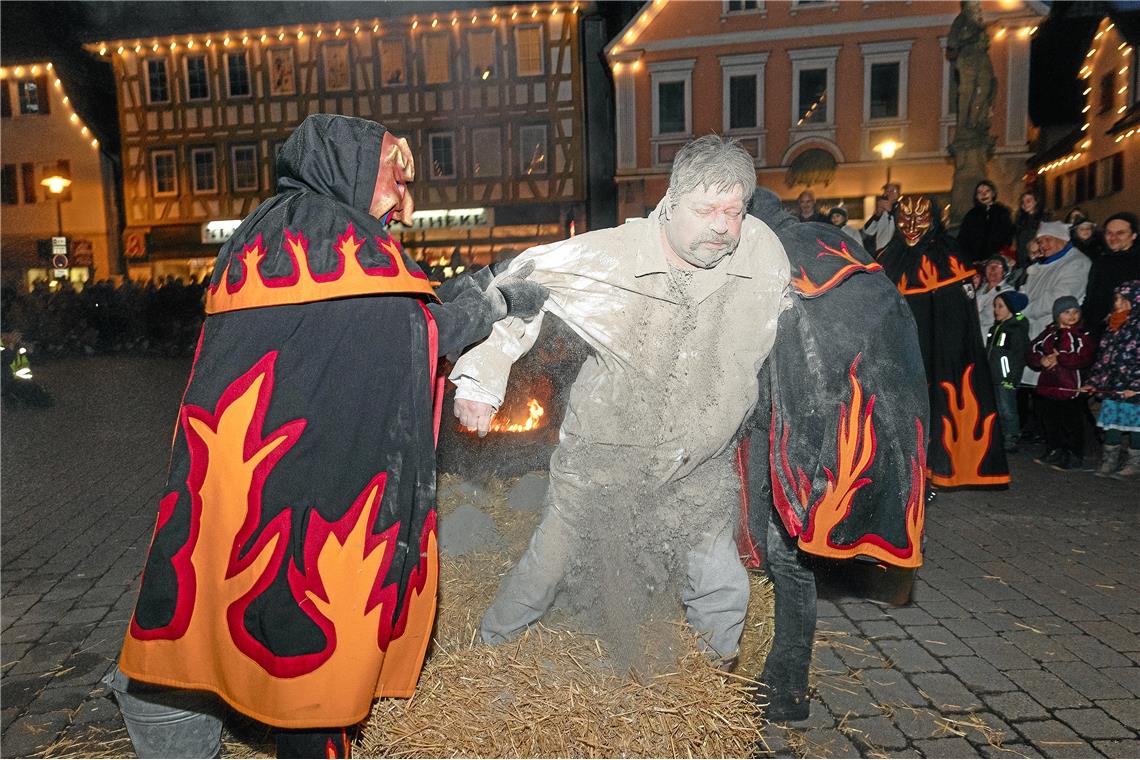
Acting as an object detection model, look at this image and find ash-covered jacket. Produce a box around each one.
[1026,322,1095,400]
[986,313,1030,388]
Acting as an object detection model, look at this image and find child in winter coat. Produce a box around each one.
[986,291,1030,451]
[1026,296,1095,470]
[1081,280,1140,479]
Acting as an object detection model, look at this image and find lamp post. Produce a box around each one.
[872,139,903,185]
[40,174,72,237]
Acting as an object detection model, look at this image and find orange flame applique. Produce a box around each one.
[930,364,1010,488]
[120,352,439,727]
[205,225,435,315]
[897,254,974,295]
[792,239,884,298]
[774,357,924,567]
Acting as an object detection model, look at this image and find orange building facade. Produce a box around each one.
[605,0,1046,223]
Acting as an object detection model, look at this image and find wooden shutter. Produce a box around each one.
[21,162,36,203]
[1,81,11,118]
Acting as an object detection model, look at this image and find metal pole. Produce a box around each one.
[55,196,63,237]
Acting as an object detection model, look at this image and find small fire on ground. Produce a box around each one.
[487,398,545,433]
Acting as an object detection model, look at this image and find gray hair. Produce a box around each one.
[666,135,756,208]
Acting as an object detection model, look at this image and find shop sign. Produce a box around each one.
[201,219,243,244]
[404,207,492,231]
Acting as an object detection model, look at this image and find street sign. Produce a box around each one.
[51,236,68,255]
[51,253,69,269]
[53,268,69,279]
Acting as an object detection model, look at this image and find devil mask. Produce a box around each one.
[896,196,933,247]
[370,131,416,225]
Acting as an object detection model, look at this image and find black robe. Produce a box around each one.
[879,228,1010,489]
[120,115,487,728]
[740,191,928,569]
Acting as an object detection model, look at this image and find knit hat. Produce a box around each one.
[1036,221,1070,241]
[828,206,849,222]
[1052,295,1081,322]
[997,290,1028,314]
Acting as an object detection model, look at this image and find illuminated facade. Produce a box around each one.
[1,61,118,288]
[86,3,589,281]
[605,0,1046,223]
[1030,16,1139,222]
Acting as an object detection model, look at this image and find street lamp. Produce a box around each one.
[873,140,903,185]
[40,174,72,237]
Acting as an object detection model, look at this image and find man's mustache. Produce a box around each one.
[693,233,737,246]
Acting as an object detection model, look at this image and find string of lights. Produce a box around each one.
[93,3,580,58]
[0,62,100,150]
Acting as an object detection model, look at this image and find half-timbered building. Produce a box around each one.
[87,2,589,281]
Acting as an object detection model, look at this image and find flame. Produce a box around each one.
[930,364,1010,488]
[205,225,434,315]
[896,254,973,295]
[491,398,545,433]
[121,353,438,726]
[775,357,924,567]
[792,239,883,297]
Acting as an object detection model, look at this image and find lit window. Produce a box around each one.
[231,145,259,192]
[17,78,47,115]
[472,127,503,177]
[191,148,217,194]
[519,124,548,175]
[469,30,497,80]
[147,59,170,103]
[424,34,450,84]
[151,150,178,196]
[185,56,210,100]
[515,26,544,76]
[379,39,406,85]
[226,52,251,97]
[429,133,455,178]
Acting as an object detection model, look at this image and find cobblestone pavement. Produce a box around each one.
[3,357,1138,758]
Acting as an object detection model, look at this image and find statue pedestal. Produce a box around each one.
[947,134,995,231]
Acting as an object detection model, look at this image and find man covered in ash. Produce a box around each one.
[452,135,788,667]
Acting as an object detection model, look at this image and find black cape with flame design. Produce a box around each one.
[878,225,1010,489]
[740,190,928,569]
[120,116,457,729]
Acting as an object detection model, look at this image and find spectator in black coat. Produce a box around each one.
[1083,211,1140,347]
[957,180,1015,270]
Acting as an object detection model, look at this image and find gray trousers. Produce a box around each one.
[480,462,749,658]
[103,666,224,759]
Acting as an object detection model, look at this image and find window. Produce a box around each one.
[322,43,350,91]
[469,30,497,80]
[1094,152,1125,195]
[17,77,49,115]
[869,62,900,119]
[422,34,450,85]
[429,133,455,178]
[21,163,36,203]
[721,53,766,135]
[472,127,503,177]
[797,69,827,125]
[268,48,296,95]
[226,52,251,97]
[185,56,210,100]
[1,164,15,205]
[151,150,177,196]
[861,42,910,125]
[1099,71,1116,115]
[727,75,758,129]
[379,39,407,85]
[191,148,217,193]
[1,82,10,118]
[147,59,170,103]
[650,59,695,139]
[725,0,760,10]
[514,26,544,76]
[518,124,548,175]
[789,47,838,128]
[231,145,259,192]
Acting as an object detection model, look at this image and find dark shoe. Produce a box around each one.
[1034,449,1063,466]
[1051,451,1085,471]
[753,680,811,723]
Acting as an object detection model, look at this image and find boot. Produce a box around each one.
[752,679,811,723]
[1112,449,1140,480]
[1095,444,1122,477]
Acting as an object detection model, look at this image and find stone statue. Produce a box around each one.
[946,0,997,228]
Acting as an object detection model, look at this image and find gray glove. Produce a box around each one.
[484,261,548,320]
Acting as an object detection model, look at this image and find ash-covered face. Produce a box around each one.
[662,184,746,269]
[895,196,933,247]
[369,131,415,224]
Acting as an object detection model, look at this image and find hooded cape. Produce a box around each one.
[739,190,928,569]
[879,225,1010,488]
[120,115,443,728]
